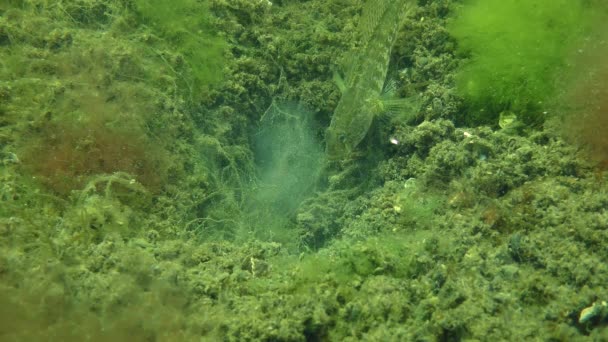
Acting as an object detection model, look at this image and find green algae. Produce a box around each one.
[1,0,608,340]
[448,0,605,128]
[134,0,226,100]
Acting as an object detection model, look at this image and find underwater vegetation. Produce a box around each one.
[556,19,608,167]
[253,101,323,213]
[448,0,602,127]
[4,0,608,340]
[1,0,230,199]
[134,0,226,100]
[211,100,326,248]
[20,93,169,197]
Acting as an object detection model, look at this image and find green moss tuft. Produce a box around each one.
[134,0,226,100]
[448,0,601,126]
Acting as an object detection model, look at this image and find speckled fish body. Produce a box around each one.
[326,0,411,160]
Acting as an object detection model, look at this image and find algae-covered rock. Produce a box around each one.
[3,0,608,340]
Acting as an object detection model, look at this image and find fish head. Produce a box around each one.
[325,127,350,161]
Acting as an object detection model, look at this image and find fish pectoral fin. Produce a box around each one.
[379,94,423,122]
[381,77,399,98]
[377,75,420,115]
[381,95,421,112]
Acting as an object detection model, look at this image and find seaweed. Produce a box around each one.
[134,0,226,100]
[448,0,602,127]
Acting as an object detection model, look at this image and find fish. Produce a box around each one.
[326,0,416,161]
